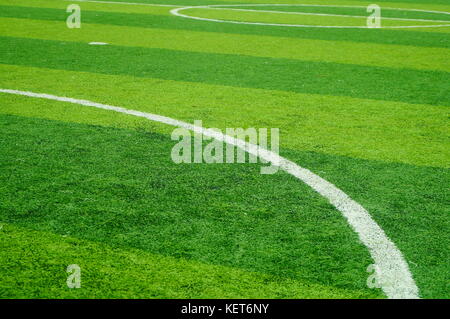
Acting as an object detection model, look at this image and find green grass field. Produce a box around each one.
[0,0,448,299]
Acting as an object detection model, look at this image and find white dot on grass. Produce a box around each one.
[89,42,109,45]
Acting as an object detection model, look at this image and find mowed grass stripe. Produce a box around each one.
[0,5,449,48]
[1,36,449,106]
[1,17,449,72]
[1,224,377,298]
[1,64,448,168]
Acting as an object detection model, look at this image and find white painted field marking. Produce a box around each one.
[0,88,420,299]
[171,4,450,29]
[89,41,109,45]
[61,0,450,28]
[202,6,450,23]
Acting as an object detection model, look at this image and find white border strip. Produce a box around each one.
[0,88,420,299]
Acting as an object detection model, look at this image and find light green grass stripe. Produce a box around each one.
[0,64,447,169]
[0,223,375,298]
[1,18,448,72]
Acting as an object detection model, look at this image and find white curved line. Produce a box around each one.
[201,3,450,17]
[62,0,450,28]
[170,4,450,29]
[0,88,420,299]
[202,7,450,23]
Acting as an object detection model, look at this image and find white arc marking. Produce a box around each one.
[201,6,450,23]
[89,42,109,45]
[170,4,450,29]
[0,88,420,299]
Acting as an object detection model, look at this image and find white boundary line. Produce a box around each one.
[0,88,420,299]
[170,4,450,29]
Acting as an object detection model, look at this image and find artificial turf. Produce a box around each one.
[1,3,449,48]
[0,0,448,299]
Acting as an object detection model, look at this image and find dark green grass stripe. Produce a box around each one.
[0,5,449,48]
[1,36,449,106]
